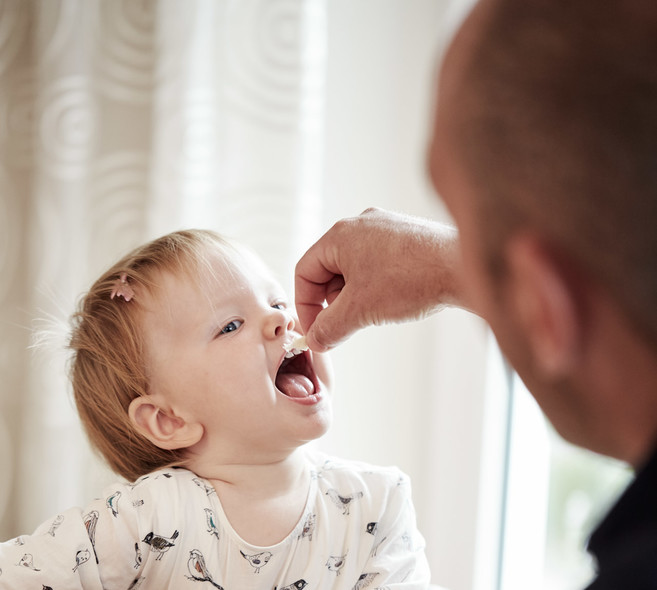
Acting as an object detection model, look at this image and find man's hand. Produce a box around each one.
[294,207,464,351]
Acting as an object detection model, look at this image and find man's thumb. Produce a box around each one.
[305,293,360,352]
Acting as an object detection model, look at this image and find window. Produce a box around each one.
[490,351,632,590]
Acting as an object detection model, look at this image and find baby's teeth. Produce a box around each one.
[284,348,304,359]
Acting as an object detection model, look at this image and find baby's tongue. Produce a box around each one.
[276,373,314,398]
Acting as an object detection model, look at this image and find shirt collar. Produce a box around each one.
[587,445,657,563]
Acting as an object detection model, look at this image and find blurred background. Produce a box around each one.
[0,1,631,589]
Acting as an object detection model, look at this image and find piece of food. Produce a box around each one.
[283,335,308,355]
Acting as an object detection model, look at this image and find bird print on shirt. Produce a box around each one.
[142,530,179,560]
[72,549,91,572]
[298,513,316,541]
[47,514,64,537]
[193,478,216,496]
[351,572,379,590]
[126,476,150,490]
[240,550,272,573]
[134,542,143,569]
[127,577,145,589]
[83,510,99,563]
[106,491,121,517]
[370,535,387,558]
[326,488,363,515]
[320,458,337,471]
[326,553,347,575]
[204,508,220,539]
[187,549,224,589]
[16,554,40,571]
[275,579,307,590]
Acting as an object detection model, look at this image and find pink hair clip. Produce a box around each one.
[110,272,135,302]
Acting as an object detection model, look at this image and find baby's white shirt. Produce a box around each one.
[0,451,431,589]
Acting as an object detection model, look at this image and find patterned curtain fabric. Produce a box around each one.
[0,0,326,538]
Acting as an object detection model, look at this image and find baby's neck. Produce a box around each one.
[203,449,309,498]
[193,449,312,546]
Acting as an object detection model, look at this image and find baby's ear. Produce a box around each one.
[128,395,203,450]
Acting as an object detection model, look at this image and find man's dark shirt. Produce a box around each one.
[586,447,657,589]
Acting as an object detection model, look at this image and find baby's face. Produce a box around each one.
[139,244,333,462]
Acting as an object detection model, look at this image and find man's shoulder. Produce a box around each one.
[586,449,657,589]
[585,536,657,590]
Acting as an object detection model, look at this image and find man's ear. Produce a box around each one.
[128,395,203,450]
[505,233,582,378]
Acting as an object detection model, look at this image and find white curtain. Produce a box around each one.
[1,0,326,530]
[0,2,490,589]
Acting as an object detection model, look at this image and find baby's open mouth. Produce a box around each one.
[276,350,317,398]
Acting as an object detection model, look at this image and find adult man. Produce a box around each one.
[295,0,657,588]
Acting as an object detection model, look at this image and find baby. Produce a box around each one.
[0,229,430,589]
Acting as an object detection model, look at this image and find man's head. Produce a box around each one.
[430,0,657,463]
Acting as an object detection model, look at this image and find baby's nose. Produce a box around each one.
[267,307,295,338]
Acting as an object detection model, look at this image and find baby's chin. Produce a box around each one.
[300,393,333,441]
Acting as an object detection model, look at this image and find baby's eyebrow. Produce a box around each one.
[207,288,244,308]
[261,282,288,303]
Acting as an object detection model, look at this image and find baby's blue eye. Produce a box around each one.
[272,303,286,310]
[220,319,243,334]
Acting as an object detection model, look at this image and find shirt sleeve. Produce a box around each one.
[0,482,144,589]
[357,471,431,589]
